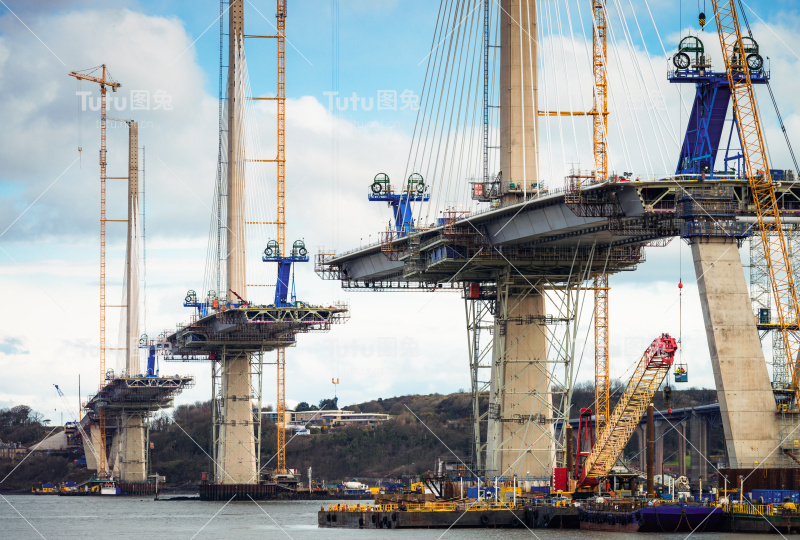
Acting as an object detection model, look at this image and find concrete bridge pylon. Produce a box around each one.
[691,238,781,467]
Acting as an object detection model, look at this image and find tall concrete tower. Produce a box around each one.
[499,0,539,198]
[117,121,146,482]
[486,0,555,480]
[218,0,258,484]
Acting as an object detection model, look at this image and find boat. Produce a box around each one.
[576,499,723,532]
[100,481,120,496]
[31,483,57,495]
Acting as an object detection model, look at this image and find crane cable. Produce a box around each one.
[77,79,83,167]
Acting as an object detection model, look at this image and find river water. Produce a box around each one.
[0,496,761,539]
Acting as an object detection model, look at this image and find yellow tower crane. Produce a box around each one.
[711,1,800,407]
[540,1,611,440]
[591,0,610,440]
[68,65,122,479]
[275,0,288,476]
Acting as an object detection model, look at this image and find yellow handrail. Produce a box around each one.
[724,503,774,516]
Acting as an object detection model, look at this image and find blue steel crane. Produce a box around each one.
[262,239,309,307]
[669,35,768,177]
[369,173,430,234]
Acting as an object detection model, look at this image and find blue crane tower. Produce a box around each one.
[669,35,769,177]
[368,173,430,234]
[262,239,309,307]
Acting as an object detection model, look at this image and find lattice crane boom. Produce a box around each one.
[580,334,677,482]
[594,274,610,438]
[275,0,288,475]
[592,0,610,442]
[711,1,800,406]
[68,65,121,479]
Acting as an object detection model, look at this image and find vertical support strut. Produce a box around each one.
[98,66,108,478]
[592,0,610,444]
[466,293,494,472]
[594,274,609,439]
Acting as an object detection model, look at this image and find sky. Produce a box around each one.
[1,0,799,424]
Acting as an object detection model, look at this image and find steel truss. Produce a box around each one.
[750,224,800,466]
[466,293,495,471]
[479,252,595,480]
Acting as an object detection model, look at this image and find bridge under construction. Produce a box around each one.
[159,0,348,497]
[62,66,194,490]
[315,0,800,490]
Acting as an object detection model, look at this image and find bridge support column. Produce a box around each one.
[655,421,665,476]
[679,422,687,477]
[638,425,646,471]
[689,412,708,483]
[487,280,554,479]
[691,239,781,467]
[84,423,103,472]
[217,351,257,484]
[113,412,146,482]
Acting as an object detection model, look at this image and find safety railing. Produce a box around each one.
[723,503,774,516]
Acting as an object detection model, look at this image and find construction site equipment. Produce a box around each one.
[674,363,688,383]
[711,0,800,408]
[370,173,391,194]
[575,408,595,482]
[263,239,310,307]
[673,36,706,70]
[668,35,768,177]
[368,172,430,234]
[579,334,678,484]
[68,65,121,479]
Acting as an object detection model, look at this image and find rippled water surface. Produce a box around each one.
[0,495,764,539]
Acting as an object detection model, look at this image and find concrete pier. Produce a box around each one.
[485,0,553,479]
[691,240,781,467]
[690,412,709,482]
[217,351,257,483]
[114,413,146,482]
[679,423,687,477]
[488,290,554,477]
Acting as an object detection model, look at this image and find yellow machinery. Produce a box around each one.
[710,1,800,407]
[67,66,121,479]
[540,1,612,438]
[579,334,678,484]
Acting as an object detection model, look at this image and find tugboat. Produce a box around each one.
[31,483,57,495]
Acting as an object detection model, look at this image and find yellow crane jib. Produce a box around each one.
[579,333,678,485]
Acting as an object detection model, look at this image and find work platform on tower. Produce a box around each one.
[163,303,348,356]
[86,374,195,410]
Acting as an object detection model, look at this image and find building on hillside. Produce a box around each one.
[262,409,390,428]
[0,443,28,460]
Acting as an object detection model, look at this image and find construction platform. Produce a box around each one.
[86,375,195,412]
[316,175,800,286]
[163,303,348,356]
